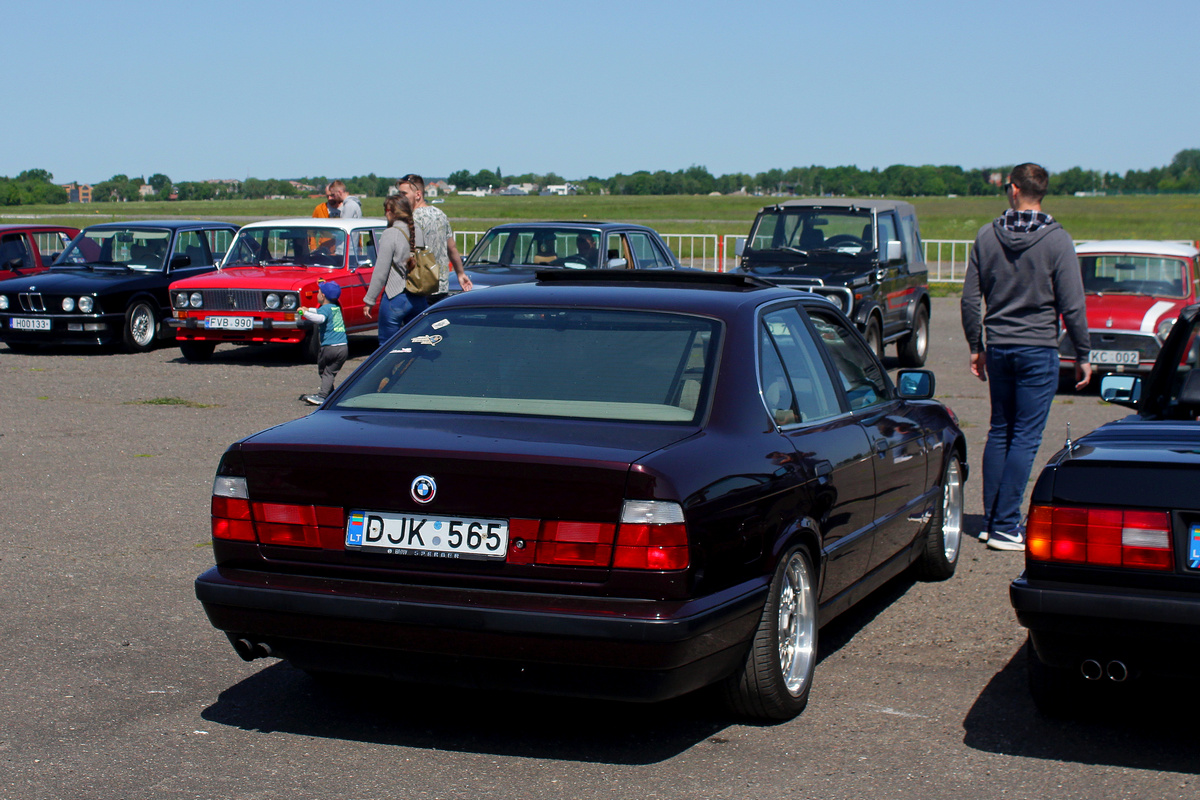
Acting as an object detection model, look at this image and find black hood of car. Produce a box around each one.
[737,260,874,287]
[450,264,541,291]
[0,267,165,295]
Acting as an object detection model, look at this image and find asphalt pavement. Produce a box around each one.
[2,295,1196,800]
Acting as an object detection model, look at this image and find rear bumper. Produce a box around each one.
[195,566,767,702]
[1011,575,1200,676]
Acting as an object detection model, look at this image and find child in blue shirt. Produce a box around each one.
[299,281,348,405]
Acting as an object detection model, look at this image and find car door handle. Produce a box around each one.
[873,439,889,457]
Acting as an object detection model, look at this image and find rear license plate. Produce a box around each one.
[205,316,253,330]
[1088,350,1139,365]
[1189,525,1200,570]
[10,317,50,331]
[346,510,509,560]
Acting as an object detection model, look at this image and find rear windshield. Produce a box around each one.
[336,307,719,423]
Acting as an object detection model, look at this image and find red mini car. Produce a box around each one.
[1060,240,1200,379]
[167,217,387,361]
[0,224,80,279]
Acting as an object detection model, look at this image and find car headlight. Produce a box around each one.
[0,295,8,310]
[78,296,94,313]
[62,297,75,312]
[265,293,281,310]
[281,293,298,310]
[190,292,203,309]
[173,292,188,309]
[1156,317,1175,344]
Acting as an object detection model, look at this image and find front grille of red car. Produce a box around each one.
[201,289,264,311]
[1059,331,1159,361]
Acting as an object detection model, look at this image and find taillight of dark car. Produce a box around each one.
[1026,505,1174,570]
[506,500,688,570]
[210,480,690,571]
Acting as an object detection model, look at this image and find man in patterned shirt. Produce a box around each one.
[396,174,473,294]
[960,162,1090,552]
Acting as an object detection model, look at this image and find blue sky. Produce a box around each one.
[7,0,1198,184]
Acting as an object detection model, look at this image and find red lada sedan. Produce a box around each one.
[168,217,387,361]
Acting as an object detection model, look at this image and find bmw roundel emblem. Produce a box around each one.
[411,475,437,504]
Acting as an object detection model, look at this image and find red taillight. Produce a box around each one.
[505,507,690,570]
[1027,504,1173,570]
[210,492,344,548]
[211,495,254,541]
[613,522,689,569]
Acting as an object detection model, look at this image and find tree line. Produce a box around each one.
[4,150,1199,205]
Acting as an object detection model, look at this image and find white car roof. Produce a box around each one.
[238,217,388,232]
[1075,239,1198,258]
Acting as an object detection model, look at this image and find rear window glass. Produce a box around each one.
[337,307,719,422]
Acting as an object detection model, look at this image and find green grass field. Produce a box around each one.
[4,193,1198,241]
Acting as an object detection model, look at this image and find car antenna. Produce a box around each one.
[1064,421,1077,455]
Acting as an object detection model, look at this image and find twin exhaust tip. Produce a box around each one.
[1081,658,1128,682]
[232,638,274,662]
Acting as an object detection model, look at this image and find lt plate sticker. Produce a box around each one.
[1189,525,1200,570]
[346,512,367,547]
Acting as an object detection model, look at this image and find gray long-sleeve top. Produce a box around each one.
[364,224,417,305]
[961,219,1090,358]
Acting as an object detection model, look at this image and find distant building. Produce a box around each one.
[456,188,491,197]
[426,180,453,197]
[138,184,155,198]
[61,183,92,203]
[540,184,577,196]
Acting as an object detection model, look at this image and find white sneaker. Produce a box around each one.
[987,530,1025,551]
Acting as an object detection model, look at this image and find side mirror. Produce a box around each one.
[169,254,192,269]
[896,369,935,399]
[607,257,628,269]
[885,240,903,263]
[1100,374,1141,408]
[4,257,22,271]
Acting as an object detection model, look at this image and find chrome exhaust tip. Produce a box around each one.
[1106,660,1128,683]
[1081,659,1103,681]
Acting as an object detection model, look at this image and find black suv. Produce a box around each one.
[736,199,931,366]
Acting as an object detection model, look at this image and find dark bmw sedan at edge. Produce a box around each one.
[195,271,967,720]
[0,220,237,352]
[1012,303,1200,714]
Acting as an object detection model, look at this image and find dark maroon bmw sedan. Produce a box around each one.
[195,271,967,720]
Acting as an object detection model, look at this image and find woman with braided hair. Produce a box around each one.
[364,193,428,345]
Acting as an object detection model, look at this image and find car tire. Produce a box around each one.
[723,546,817,721]
[179,341,216,362]
[864,317,884,362]
[123,300,159,353]
[898,305,929,367]
[914,453,964,581]
[300,329,321,363]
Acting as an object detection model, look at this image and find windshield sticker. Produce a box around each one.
[390,347,413,354]
[432,319,450,330]
[411,334,443,346]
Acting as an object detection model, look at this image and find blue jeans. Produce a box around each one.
[981,345,1059,534]
[377,291,427,347]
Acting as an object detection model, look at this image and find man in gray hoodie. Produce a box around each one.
[961,162,1091,551]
